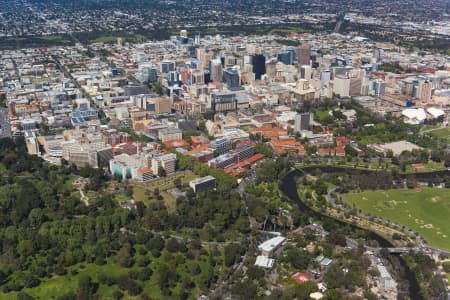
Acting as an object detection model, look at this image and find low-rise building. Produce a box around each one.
[189,175,216,193]
[208,153,237,169]
[209,137,233,155]
[158,127,182,142]
[254,255,275,269]
[258,236,286,256]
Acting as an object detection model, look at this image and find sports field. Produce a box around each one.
[343,188,450,251]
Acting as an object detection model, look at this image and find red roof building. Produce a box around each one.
[270,138,306,156]
[249,125,288,139]
[291,272,313,284]
[163,139,190,149]
[224,153,265,177]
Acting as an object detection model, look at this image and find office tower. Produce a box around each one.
[277,51,294,65]
[204,70,211,84]
[419,81,432,103]
[210,58,223,82]
[333,75,351,98]
[294,113,313,132]
[265,59,277,77]
[148,68,158,83]
[321,70,331,86]
[349,77,362,96]
[211,92,238,112]
[252,54,266,80]
[160,61,175,74]
[168,71,179,85]
[300,65,312,80]
[223,69,241,89]
[298,43,311,68]
[191,70,204,85]
[152,153,177,175]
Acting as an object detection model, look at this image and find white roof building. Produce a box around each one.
[258,236,286,255]
[402,108,427,124]
[427,107,445,119]
[254,255,275,269]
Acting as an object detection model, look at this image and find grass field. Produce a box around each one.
[314,108,332,123]
[343,188,450,251]
[429,127,450,143]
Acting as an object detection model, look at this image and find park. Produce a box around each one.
[343,187,450,251]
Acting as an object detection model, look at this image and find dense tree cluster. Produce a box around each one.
[0,137,246,298]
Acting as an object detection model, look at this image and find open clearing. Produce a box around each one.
[343,187,450,251]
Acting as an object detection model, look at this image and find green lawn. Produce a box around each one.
[314,108,332,123]
[429,127,450,143]
[343,188,450,251]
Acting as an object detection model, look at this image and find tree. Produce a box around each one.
[232,279,257,299]
[174,177,182,188]
[17,292,34,300]
[295,281,318,300]
[428,275,446,300]
[284,247,310,270]
[246,264,264,280]
[77,274,97,297]
[113,290,124,300]
[116,247,133,268]
[17,240,35,257]
[224,244,241,267]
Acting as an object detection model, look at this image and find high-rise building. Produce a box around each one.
[298,44,311,68]
[223,69,241,89]
[148,68,158,83]
[211,92,237,112]
[252,54,266,80]
[160,61,175,74]
[152,153,177,175]
[300,65,312,80]
[333,75,350,98]
[210,58,223,82]
[294,113,313,132]
[278,51,295,65]
[321,70,331,86]
[419,81,432,103]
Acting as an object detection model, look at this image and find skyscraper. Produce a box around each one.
[210,58,223,82]
[278,51,294,65]
[223,69,241,89]
[298,43,311,69]
[252,54,266,80]
[419,81,432,103]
